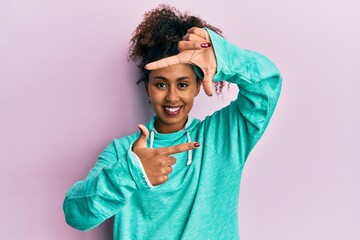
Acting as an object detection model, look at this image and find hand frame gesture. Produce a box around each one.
[145,27,216,96]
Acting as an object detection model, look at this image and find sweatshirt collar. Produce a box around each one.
[146,116,200,165]
[146,116,199,140]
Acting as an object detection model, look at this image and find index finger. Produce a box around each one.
[144,54,188,71]
[156,142,200,156]
[187,27,209,41]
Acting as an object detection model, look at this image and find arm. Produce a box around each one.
[63,132,200,230]
[63,137,150,231]
[144,27,282,166]
[201,29,282,166]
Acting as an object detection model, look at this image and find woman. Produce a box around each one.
[63,4,282,239]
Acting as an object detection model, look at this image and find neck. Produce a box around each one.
[154,117,188,134]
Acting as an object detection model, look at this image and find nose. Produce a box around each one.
[165,86,179,102]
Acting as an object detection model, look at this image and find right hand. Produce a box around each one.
[144,27,216,96]
[132,124,200,186]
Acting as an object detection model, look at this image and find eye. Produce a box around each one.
[178,82,188,88]
[155,82,167,88]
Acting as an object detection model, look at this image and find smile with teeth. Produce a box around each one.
[164,106,182,115]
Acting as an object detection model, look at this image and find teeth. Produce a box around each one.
[165,107,181,112]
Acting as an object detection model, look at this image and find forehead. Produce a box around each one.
[149,63,196,80]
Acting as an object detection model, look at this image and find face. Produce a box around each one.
[147,63,200,134]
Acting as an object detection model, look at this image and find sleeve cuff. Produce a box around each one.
[127,144,154,190]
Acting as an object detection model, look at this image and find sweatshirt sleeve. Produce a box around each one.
[200,29,282,166]
[63,137,152,231]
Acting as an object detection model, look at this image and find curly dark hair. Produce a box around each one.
[128,4,226,94]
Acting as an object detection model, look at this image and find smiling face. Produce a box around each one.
[147,63,200,134]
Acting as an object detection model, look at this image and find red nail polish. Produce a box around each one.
[200,42,211,48]
[194,142,200,147]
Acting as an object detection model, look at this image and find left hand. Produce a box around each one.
[144,27,216,96]
[132,124,200,186]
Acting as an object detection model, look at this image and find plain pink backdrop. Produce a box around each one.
[1,0,359,239]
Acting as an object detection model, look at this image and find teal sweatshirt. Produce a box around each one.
[63,29,282,239]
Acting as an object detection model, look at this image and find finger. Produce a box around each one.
[166,166,173,174]
[161,166,173,175]
[153,175,169,186]
[144,55,185,70]
[183,33,206,42]
[187,27,209,41]
[158,156,169,167]
[162,175,169,183]
[177,41,212,51]
[157,142,200,156]
[161,156,176,167]
[202,73,214,96]
[166,156,177,166]
[133,124,149,149]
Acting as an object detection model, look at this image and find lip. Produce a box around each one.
[163,106,183,116]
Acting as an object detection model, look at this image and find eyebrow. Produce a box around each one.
[153,76,190,81]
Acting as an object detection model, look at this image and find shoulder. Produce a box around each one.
[107,132,139,155]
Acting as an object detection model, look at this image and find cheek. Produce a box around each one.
[183,93,196,105]
[188,87,199,100]
[148,88,163,103]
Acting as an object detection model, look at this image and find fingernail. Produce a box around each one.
[200,42,211,48]
[194,142,200,147]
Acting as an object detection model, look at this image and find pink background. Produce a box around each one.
[1,0,359,239]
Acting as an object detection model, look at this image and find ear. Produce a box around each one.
[144,82,150,96]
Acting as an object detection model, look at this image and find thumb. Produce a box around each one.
[202,73,214,96]
[133,124,149,149]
